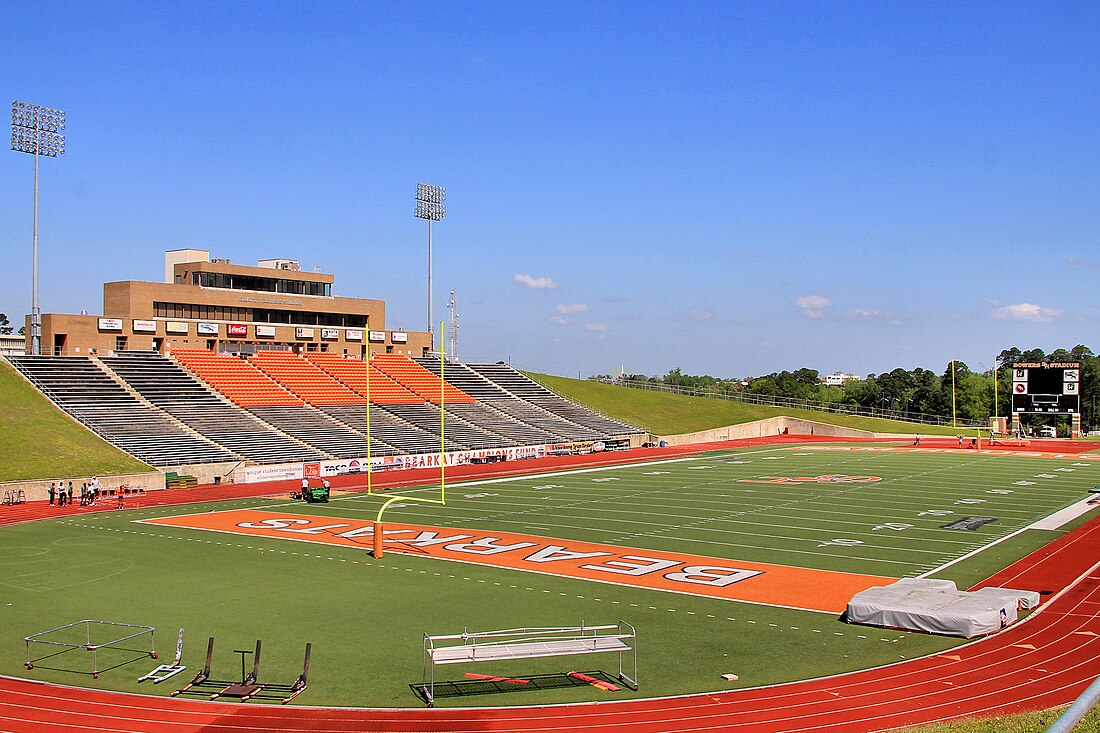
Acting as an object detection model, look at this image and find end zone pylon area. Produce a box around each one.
[171,637,311,704]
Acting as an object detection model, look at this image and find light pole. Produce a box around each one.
[11,101,66,356]
[415,182,446,339]
[446,288,459,363]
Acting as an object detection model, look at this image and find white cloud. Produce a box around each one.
[584,322,608,332]
[554,303,588,314]
[685,309,713,321]
[1067,255,1099,269]
[795,294,831,319]
[513,273,558,290]
[548,315,568,325]
[992,303,1063,322]
[850,308,903,326]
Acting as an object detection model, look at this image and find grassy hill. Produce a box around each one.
[528,373,968,437]
[0,359,151,481]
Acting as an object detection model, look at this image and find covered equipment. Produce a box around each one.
[845,578,1040,638]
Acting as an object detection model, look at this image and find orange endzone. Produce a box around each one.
[140,510,896,613]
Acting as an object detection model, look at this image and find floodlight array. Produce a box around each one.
[11,101,66,157]
[415,182,446,221]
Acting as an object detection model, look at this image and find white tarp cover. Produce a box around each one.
[846,579,1040,638]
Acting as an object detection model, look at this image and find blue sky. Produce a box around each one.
[2,2,1097,378]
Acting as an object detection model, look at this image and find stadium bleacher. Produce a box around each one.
[101,351,328,464]
[248,351,363,405]
[304,352,422,404]
[5,349,641,470]
[467,362,640,436]
[171,349,302,407]
[8,354,238,466]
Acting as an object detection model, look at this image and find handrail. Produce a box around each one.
[1045,675,1100,733]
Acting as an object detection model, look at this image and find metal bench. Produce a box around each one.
[421,621,636,706]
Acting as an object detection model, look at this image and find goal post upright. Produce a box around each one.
[366,347,372,495]
[373,321,448,559]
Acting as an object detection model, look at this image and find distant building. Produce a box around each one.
[29,249,431,358]
[0,334,26,356]
[822,371,860,387]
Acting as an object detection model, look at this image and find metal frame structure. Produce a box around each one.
[138,627,187,683]
[24,619,157,679]
[420,621,637,706]
[11,101,66,356]
[415,182,446,337]
[171,636,310,704]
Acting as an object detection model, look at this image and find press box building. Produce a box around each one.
[31,249,432,358]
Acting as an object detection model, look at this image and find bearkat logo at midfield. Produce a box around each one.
[738,474,883,484]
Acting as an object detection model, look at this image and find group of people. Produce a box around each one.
[47,476,103,507]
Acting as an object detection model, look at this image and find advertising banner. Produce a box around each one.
[391,331,408,343]
[97,318,123,331]
[166,321,189,334]
[239,445,552,483]
[295,327,315,339]
[227,323,248,337]
[242,463,303,483]
[368,331,386,342]
[321,328,339,339]
[132,319,157,333]
[255,325,276,338]
[346,329,363,341]
[197,323,219,335]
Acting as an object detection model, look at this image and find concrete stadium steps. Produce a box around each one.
[245,404,376,459]
[469,363,642,436]
[487,397,606,441]
[105,351,328,465]
[379,403,518,450]
[413,357,513,400]
[7,355,237,466]
[248,351,364,405]
[444,402,560,445]
[321,404,458,454]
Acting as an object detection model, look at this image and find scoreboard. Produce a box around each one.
[1011,362,1080,414]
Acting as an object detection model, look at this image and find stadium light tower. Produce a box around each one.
[11,101,66,356]
[446,288,459,363]
[415,182,446,338]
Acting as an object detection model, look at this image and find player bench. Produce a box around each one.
[420,621,637,706]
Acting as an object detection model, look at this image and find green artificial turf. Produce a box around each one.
[1,446,1095,708]
[0,359,151,481]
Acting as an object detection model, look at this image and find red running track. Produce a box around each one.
[1,436,1098,731]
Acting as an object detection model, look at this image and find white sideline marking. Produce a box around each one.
[1031,498,1099,531]
[917,498,1099,578]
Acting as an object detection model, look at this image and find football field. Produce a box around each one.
[2,443,1096,707]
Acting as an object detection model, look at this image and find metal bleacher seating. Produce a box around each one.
[320,404,447,455]
[466,362,641,437]
[378,403,517,450]
[7,354,237,466]
[104,351,327,464]
[412,358,564,444]
[9,348,641,471]
[416,358,617,440]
